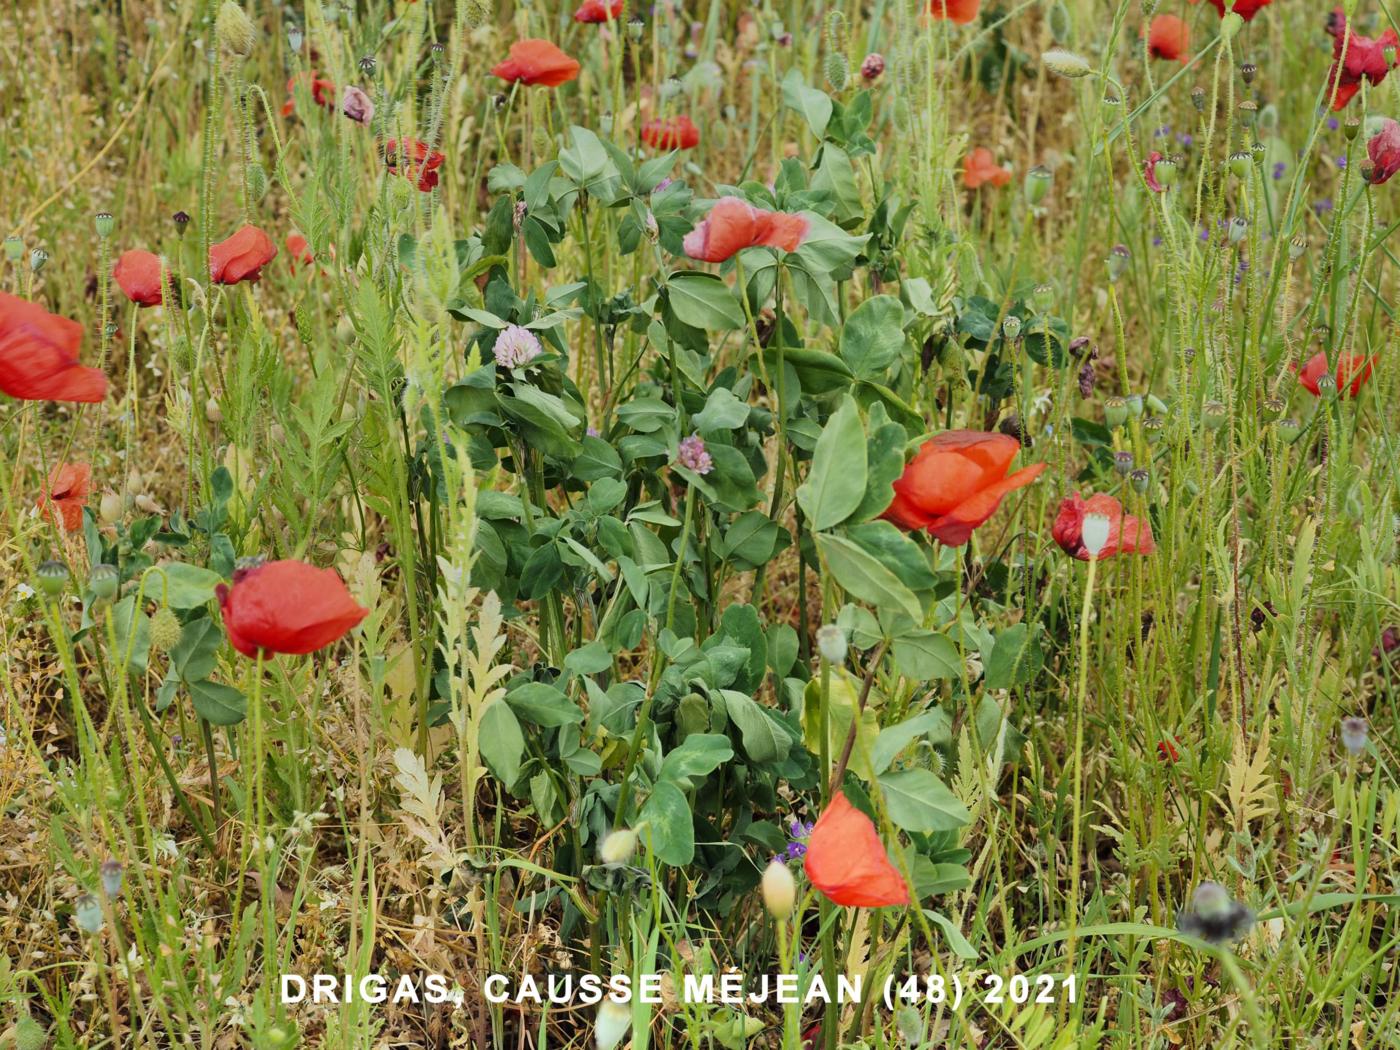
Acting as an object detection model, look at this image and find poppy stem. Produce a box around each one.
[1064,552,1099,984]
[827,641,888,797]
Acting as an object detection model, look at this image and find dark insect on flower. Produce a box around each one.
[1177,881,1254,945]
[998,413,1025,444]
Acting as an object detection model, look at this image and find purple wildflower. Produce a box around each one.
[1337,155,1348,169]
[1272,162,1286,180]
[1328,117,1340,131]
[493,324,543,369]
[676,433,713,475]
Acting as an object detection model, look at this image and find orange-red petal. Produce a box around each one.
[804,793,911,908]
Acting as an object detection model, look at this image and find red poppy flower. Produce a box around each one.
[216,559,369,657]
[385,138,446,192]
[1143,151,1166,193]
[803,793,910,908]
[1147,14,1190,62]
[881,431,1046,546]
[209,225,278,285]
[0,292,107,403]
[1051,492,1156,560]
[491,39,581,88]
[1205,0,1273,19]
[1293,351,1373,397]
[642,115,701,150]
[928,0,979,24]
[1157,737,1181,763]
[38,461,91,532]
[574,0,623,22]
[1367,118,1400,184]
[963,147,1011,189]
[1325,9,1399,110]
[112,250,165,307]
[280,71,336,117]
[682,196,809,262]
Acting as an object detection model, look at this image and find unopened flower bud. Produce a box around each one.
[595,1000,632,1050]
[1124,393,1144,418]
[1042,48,1093,79]
[216,1,257,59]
[860,53,885,81]
[762,859,796,918]
[150,607,182,653]
[816,624,847,665]
[100,491,124,523]
[205,397,223,423]
[1220,11,1244,40]
[599,828,637,865]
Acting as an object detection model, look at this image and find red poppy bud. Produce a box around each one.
[216,559,368,657]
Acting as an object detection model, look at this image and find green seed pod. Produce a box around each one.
[1191,85,1207,112]
[1229,151,1252,179]
[36,560,69,595]
[1202,400,1228,430]
[1104,396,1128,429]
[247,162,268,202]
[29,248,48,274]
[3,235,22,262]
[1143,415,1165,443]
[1047,0,1072,43]
[1344,116,1362,140]
[1106,244,1131,283]
[1124,393,1144,418]
[1261,396,1285,421]
[1289,235,1307,261]
[1024,165,1053,205]
[1275,417,1302,443]
[1236,99,1257,127]
[824,50,849,92]
[1113,450,1134,475]
[1002,315,1022,341]
[1228,216,1248,244]
[1152,156,1179,187]
[1129,468,1151,494]
[88,563,120,601]
[1239,62,1257,84]
[150,607,183,653]
[94,212,114,239]
[1031,282,1055,313]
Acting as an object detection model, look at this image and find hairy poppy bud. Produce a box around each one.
[150,607,182,653]
[599,828,637,865]
[762,860,796,918]
[824,50,849,91]
[100,491,123,524]
[216,1,257,59]
[1024,165,1053,204]
[94,212,114,239]
[1042,48,1093,79]
[1220,11,1244,40]
[88,563,120,601]
[1124,393,1144,418]
[1190,85,1206,111]
[36,560,69,595]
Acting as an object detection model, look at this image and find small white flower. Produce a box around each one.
[595,1000,632,1050]
[14,583,35,602]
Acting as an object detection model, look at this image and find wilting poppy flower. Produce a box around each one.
[216,559,369,657]
[340,85,374,127]
[1157,737,1181,763]
[1147,15,1190,62]
[0,292,107,403]
[1293,351,1373,397]
[575,0,623,22]
[642,115,701,150]
[1367,119,1400,184]
[491,39,581,87]
[112,250,165,307]
[281,71,336,117]
[1325,9,1399,110]
[682,196,808,262]
[209,226,277,285]
[1052,492,1156,560]
[38,461,91,532]
[1205,0,1273,19]
[1143,151,1167,192]
[882,431,1046,546]
[963,147,1011,189]
[803,793,910,908]
[928,0,979,24]
[384,138,445,192]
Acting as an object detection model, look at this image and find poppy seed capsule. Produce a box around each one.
[761,860,796,918]
[1080,513,1112,558]
[36,560,69,595]
[1340,716,1368,755]
[1289,235,1307,261]
[1024,166,1053,204]
[1202,400,1227,430]
[1129,468,1150,494]
[1191,85,1206,111]
[1240,62,1257,84]
[1104,396,1128,429]
[359,55,377,78]
[29,248,47,274]
[1228,216,1248,244]
[1275,417,1302,443]
[1236,100,1257,127]
[1261,397,1285,421]
[3,235,22,262]
[861,53,885,81]
[1107,244,1131,283]
[94,212,114,239]
[1152,156,1178,187]
[1229,151,1251,179]
[1142,415,1165,443]
[1113,450,1134,475]
[1124,393,1144,419]
[1002,315,1022,341]
[1032,283,1055,313]
[88,563,120,601]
